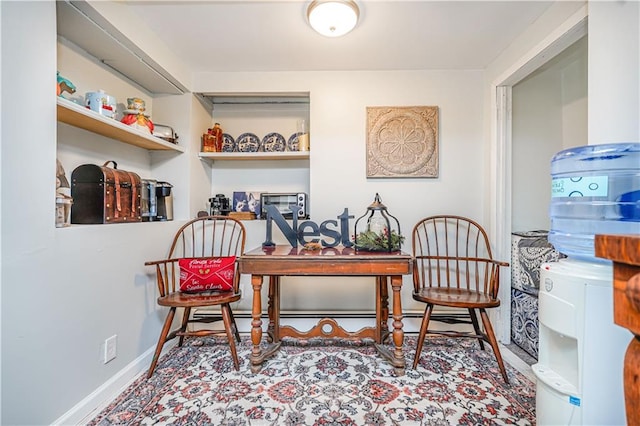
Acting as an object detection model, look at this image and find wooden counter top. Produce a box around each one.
[595,233,640,426]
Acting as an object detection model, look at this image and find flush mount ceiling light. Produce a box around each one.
[307,0,360,37]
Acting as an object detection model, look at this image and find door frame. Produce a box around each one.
[490,7,588,342]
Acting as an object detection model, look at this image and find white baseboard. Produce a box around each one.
[52,340,178,426]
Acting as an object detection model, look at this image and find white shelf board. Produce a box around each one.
[57,97,185,152]
[198,151,310,162]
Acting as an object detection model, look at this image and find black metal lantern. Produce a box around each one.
[353,193,404,252]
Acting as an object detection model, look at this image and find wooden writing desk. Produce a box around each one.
[238,245,413,376]
[595,234,640,426]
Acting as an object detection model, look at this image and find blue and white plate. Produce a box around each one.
[262,132,286,152]
[222,133,236,152]
[288,132,303,151]
[237,133,261,152]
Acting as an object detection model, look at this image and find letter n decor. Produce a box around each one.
[366,106,439,178]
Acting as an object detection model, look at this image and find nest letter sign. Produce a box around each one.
[262,205,354,248]
[262,194,404,252]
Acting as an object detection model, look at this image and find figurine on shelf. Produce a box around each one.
[120,97,154,134]
[202,123,223,152]
[55,158,73,227]
[56,71,76,97]
[56,158,70,195]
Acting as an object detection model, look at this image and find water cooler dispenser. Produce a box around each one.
[533,143,640,425]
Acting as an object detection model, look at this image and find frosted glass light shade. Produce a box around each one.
[307,0,359,37]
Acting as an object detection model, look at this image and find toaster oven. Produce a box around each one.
[152,124,179,144]
[260,192,308,219]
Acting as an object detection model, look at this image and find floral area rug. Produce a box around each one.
[88,336,535,425]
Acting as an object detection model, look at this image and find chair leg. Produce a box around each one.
[228,306,241,343]
[468,308,486,350]
[221,303,240,371]
[178,307,191,347]
[148,307,176,378]
[479,308,509,384]
[412,304,434,369]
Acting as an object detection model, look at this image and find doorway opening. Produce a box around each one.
[490,11,588,349]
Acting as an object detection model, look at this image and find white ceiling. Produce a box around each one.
[123,1,555,73]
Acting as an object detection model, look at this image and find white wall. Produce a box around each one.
[81,0,192,91]
[193,70,486,313]
[512,37,587,231]
[483,1,587,342]
[1,3,186,425]
[2,2,487,423]
[1,0,637,424]
[0,1,4,422]
[484,0,638,345]
[56,40,156,183]
[588,0,640,144]
[208,102,311,216]
[484,0,587,244]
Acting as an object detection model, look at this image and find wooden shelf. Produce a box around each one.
[199,151,310,161]
[56,97,185,152]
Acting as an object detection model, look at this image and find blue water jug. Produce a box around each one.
[548,142,640,260]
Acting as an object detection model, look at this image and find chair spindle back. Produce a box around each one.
[154,216,246,297]
[412,215,499,299]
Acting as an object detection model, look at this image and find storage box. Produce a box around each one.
[511,287,539,359]
[510,230,564,360]
[511,230,563,296]
[71,161,142,224]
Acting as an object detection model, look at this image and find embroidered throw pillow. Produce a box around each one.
[178,257,236,293]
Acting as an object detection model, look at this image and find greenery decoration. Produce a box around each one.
[354,229,405,252]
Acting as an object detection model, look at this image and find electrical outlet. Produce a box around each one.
[104,335,117,364]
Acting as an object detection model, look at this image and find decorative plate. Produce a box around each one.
[288,132,303,151]
[237,133,261,152]
[222,133,236,152]
[262,132,286,152]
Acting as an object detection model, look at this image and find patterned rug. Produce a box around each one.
[88,336,535,425]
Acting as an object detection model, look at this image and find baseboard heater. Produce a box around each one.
[193,309,469,322]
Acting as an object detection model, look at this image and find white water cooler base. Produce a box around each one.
[536,378,581,425]
[533,258,630,426]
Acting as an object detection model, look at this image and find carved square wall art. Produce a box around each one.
[366,106,439,178]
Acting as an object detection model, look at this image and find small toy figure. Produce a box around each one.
[121,113,154,133]
[56,158,70,194]
[121,97,154,133]
[56,71,76,97]
[55,158,73,227]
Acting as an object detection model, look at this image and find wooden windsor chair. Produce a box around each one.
[145,215,246,377]
[411,215,510,383]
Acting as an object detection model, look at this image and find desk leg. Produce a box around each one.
[267,276,276,343]
[374,275,405,376]
[250,274,281,373]
[273,276,281,343]
[375,277,381,343]
[266,276,281,343]
[380,276,390,343]
[390,275,406,375]
[375,276,390,344]
[625,337,640,425]
[250,274,264,373]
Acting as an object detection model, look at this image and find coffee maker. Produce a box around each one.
[156,181,173,221]
[209,193,230,216]
[140,179,157,221]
